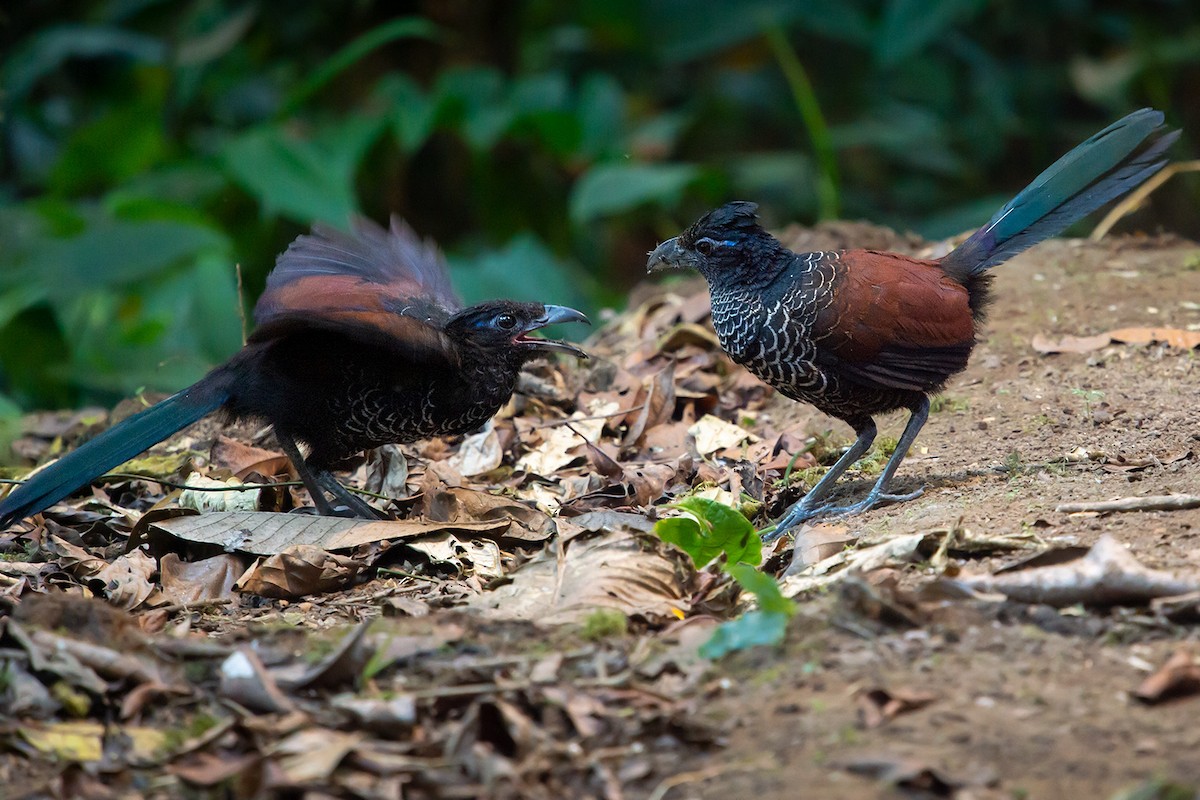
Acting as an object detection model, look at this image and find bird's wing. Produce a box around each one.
[251,216,462,363]
[813,251,977,392]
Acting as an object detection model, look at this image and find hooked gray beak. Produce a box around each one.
[518,304,590,358]
[646,237,693,273]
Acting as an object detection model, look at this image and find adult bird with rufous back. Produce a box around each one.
[648,109,1177,540]
[0,217,588,528]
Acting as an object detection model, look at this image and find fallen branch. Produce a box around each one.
[1056,495,1200,514]
[952,534,1200,607]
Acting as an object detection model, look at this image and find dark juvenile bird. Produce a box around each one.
[0,217,588,527]
[648,109,1177,539]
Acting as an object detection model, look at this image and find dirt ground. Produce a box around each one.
[697,234,1200,799]
[5,230,1200,799]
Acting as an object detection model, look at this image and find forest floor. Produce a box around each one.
[3,225,1200,799]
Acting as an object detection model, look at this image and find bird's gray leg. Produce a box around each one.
[792,397,930,530]
[765,418,877,541]
[276,431,381,518]
[313,469,386,519]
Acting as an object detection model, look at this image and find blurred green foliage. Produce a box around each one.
[1,0,1198,424]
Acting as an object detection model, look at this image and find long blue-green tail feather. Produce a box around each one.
[0,371,233,528]
[942,109,1177,281]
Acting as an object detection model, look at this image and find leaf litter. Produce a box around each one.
[4,233,1200,797]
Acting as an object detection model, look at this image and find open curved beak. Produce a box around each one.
[647,237,694,273]
[517,304,590,358]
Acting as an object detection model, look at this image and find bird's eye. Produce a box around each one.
[496,313,518,330]
[695,238,716,256]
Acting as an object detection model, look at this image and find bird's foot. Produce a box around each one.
[329,497,389,519]
[763,485,925,542]
[815,485,925,519]
[762,502,827,542]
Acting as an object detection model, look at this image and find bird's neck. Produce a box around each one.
[703,244,794,295]
[456,347,526,394]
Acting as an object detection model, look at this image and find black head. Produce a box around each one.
[444,301,589,361]
[647,201,786,287]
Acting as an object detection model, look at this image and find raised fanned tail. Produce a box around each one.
[0,370,234,528]
[941,108,1178,281]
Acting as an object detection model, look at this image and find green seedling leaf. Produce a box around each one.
[699,610,790,659]
[700,562,796,658]
[655,495,761,569]
[726,562,794,616]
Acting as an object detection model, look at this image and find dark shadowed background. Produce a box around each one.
[1,0,1197,422]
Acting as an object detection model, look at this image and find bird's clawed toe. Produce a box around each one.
[764,484,926,542]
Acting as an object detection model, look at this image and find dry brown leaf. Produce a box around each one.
[235,544,366,599]
[639,421,692,462]
[92,549,158,610]
[168,751,261,787]
[468,528,692,624]
[787,524,854,572]
[1033,326,1200,355]
[687,414,757,456]
[857,686,938,729]
[44,534,106,575]
[1031,332,1112,354]
[444,422,504,476]
[1108,326,1200,349]
[150,511,510,556]
[362,444,410,499]
[275,623,373,692]
[159,553,242,606]
[836,753,959,794]
[622,362,676,448]
[515,406,609,476]
[1132,650,1200,704]
[656,322,721,352]
[403,534,505,578]
[218,646,296,714]
[211,436,285,477]
[422,486,553,542]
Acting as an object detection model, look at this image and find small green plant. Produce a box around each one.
[580,608,628,640]
[1070,387,1105,422]
[930,395,969,413]
[655,496,796,658]
[1003,449,1026,477]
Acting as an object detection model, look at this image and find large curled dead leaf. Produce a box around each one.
[421,485,553,542]
[467,527,693,624]
[159,553,242,606]
[235,544,366,599]
[149,511,510,556]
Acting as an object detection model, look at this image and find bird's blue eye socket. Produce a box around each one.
[694,237,735,256]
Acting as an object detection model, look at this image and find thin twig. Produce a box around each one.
[140,597,234,615]
[647,759,771,800]
[1057,494,1200,514]
[2,472,391,501]
[533,405,645,429]
[407,672,636,701]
